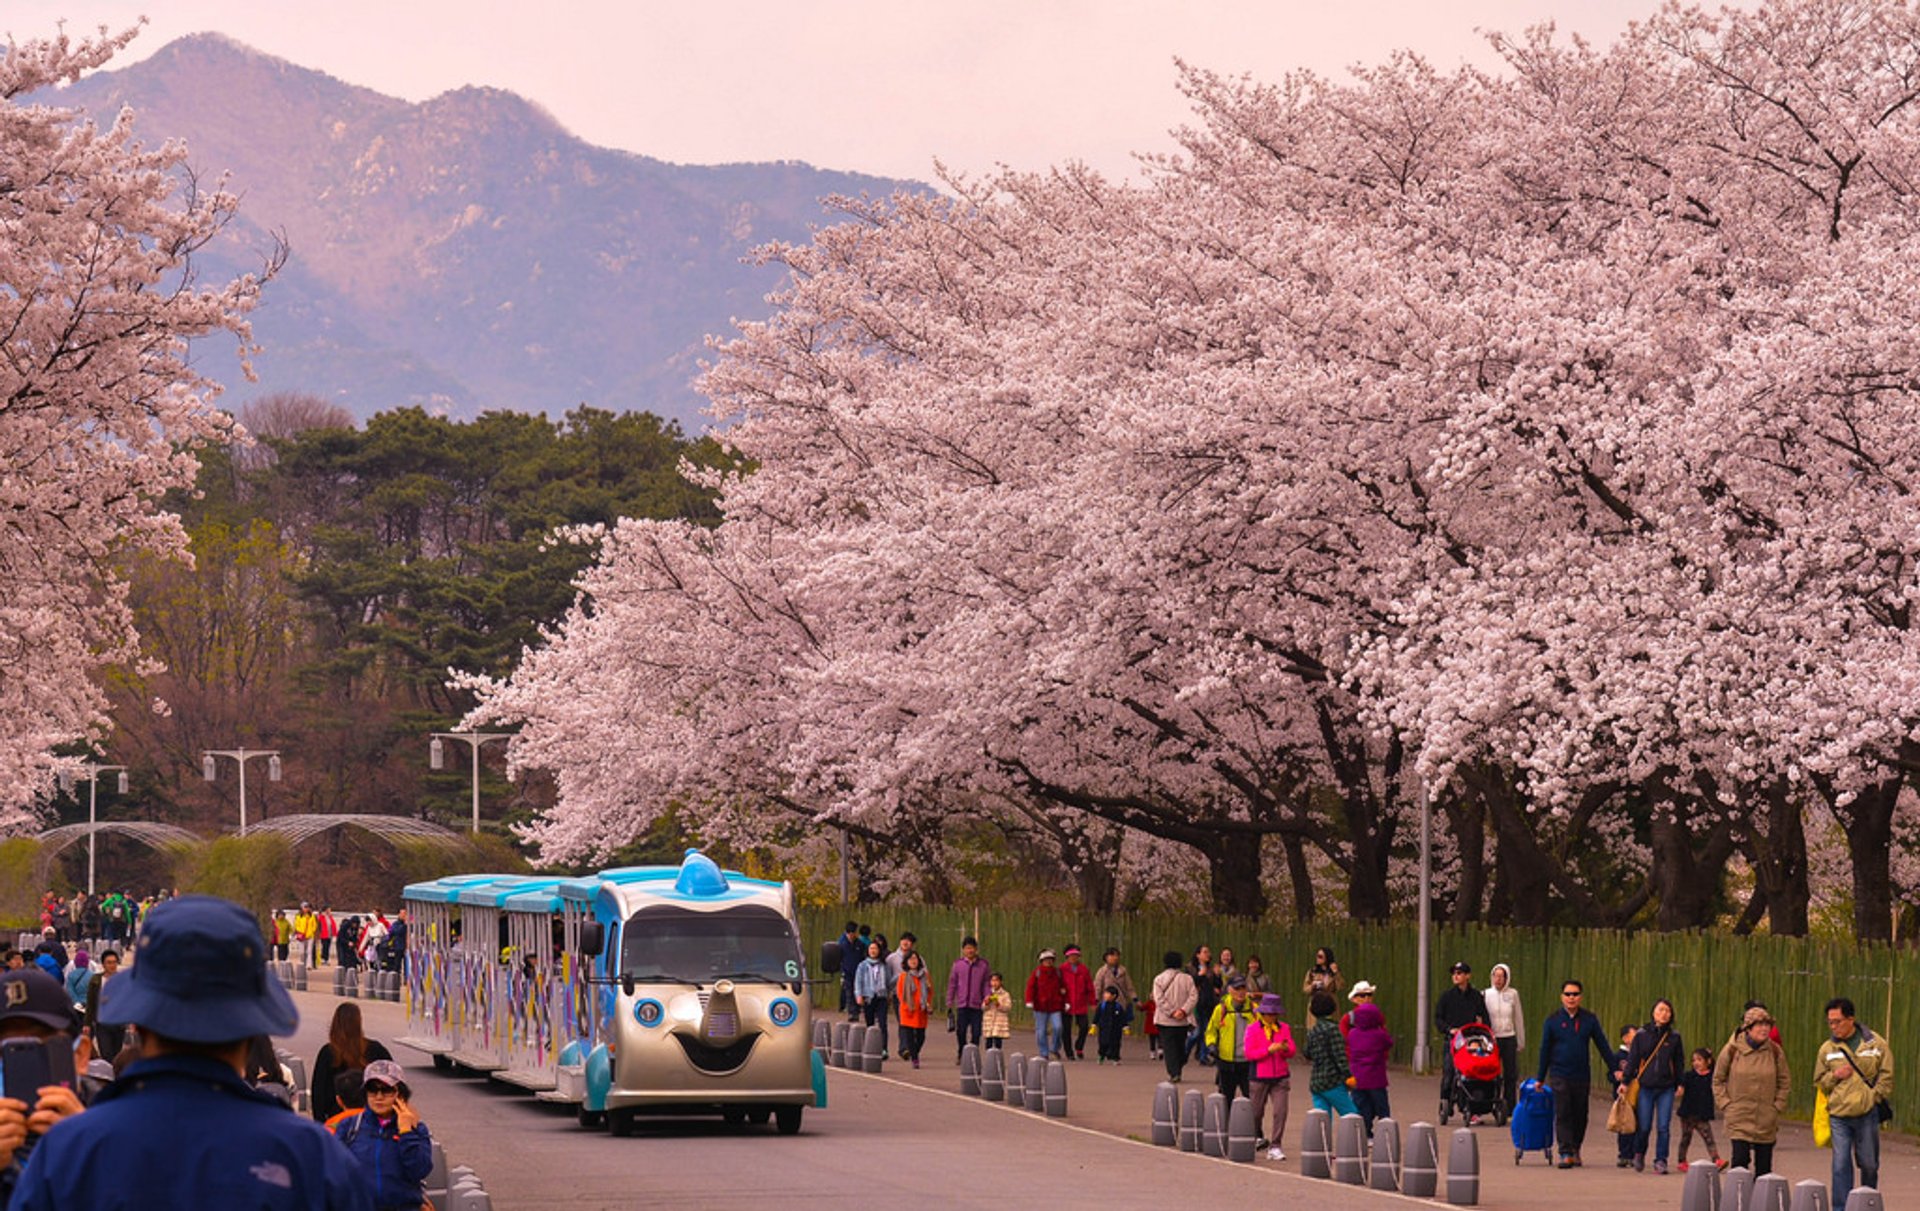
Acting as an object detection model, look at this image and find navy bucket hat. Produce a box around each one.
[98,895,297,1043]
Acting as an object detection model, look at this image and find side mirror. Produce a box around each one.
[819,939,841,976]
[579,921,604,959]
[621,973,635,998]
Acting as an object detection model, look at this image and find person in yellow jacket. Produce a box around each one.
[1206,973,1260,1102]
[291,903,318,967]
[1814,996,1892,1209]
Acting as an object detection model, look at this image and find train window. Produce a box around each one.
[619,906,802,985]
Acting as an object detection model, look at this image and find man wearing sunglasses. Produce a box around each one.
[1535,979,1613,1168]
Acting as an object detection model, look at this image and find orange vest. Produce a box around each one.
[895,970,932,1028]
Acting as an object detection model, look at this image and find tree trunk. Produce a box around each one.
[1743,780,1809,937]
[1437,788,1486,923]
[1649,803,1735,931]
[1202,832,1267,917]
[1835,776,1900,942]
[1281,834,1316,921]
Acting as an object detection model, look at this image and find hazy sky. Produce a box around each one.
[25,1,1682,182]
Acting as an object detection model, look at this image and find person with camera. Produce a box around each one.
[0,968,88,1204]
[7,894,373,1210]
[329,1059,433,1211]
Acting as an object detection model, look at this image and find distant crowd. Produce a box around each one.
[266,904,407,973]
[832,923,1890,1205]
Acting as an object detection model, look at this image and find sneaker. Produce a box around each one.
[1653,1161,1667,1175]
[1716,1159,1729,1170]
[1678,1162,1690,1171]
[1560,1157,1578,1170]
[1255,1138,1268,1151]
[1267,1148,1286,1161]
[1617,1158,1631,1169]
[912,1058,920,1069]
[1634,1155,1646,1173]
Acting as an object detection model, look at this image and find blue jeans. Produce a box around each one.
[1830,1112,1880,1208]
[1033,1011,1063,1057]
[1353,1086,1391,1132]
[1633,1085,1675,1163]
[1312,1086,1358,1117]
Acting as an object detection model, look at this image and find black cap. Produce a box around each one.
[0,968,79,1033]
[1450,961,1471,974]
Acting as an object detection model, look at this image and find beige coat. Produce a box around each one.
[1813,1025,1893,1120]
[1714,1034,1791,1143]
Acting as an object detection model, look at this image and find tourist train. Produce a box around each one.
[397,849,824,1135]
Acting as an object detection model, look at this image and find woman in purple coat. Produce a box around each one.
[1346,1000,1394,1134]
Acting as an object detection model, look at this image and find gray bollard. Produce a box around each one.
[1043,1059,1068,1117]
[829,1021,848,1068]
[981,1046,1006,1101]
[1843,1191,1886,1211]
[1179,1088,1204,1153]
[1333,1112,1368,1184]
[332,967,347,995]
[1006,1052,1027,1102]
[1226,1095,1258,1163]
[861,1024,884,1073]
[1202,1092,1227,1157]
[1446,1126,1479,1205]
[1752,1174,1791,1211]
[386,971,403,1000]
[1151,1081,1178,1146]
[1023,1055,1046,1112]
[1300,1107,1332,1178]
[1402,1121,1440,1198]
[1789,1182,1829,1211]
[451,1191,492,1211]
[292,964,306,991]
[1680,1158,1722,1211]
[1369,1117,1402,1191]
[1725,1167,1755,1211]
[1754,1174,1794,1211]
[812,1017,831,1059]
[960,1043,982,1096]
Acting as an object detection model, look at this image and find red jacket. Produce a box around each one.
[1025,964,1068,1013]
[1059,960,1097,1014]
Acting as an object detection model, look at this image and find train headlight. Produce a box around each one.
[670,994,703,1024]
[769,997,798,1027]
[633,998,664,1028]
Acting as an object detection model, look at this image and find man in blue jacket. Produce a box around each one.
[9,895,373,1210]
[1535,977,1614,1169]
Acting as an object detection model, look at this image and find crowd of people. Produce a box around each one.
[267,904,406,973]
[836,923,1892,1205]
[0,894,432,1209]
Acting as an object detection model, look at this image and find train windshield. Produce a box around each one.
[620,906,803,985]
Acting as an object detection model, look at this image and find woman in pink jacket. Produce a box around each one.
[1243,992,1296,1160]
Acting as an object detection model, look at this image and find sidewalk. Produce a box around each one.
[838,1027,1920,1207]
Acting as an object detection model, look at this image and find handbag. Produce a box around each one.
[945,1007,956,1034]
[1609,1032,1668,1135]
[1814,1088,1832,1148]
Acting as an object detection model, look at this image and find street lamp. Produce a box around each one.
[202,748,281,836]
[61,765,128,896]
[1414,779,1433,1074]
[429,732,511,834]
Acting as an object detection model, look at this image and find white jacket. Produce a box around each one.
[1485,964,1525,1051]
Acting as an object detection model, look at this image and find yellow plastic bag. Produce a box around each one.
[1814,1088,1832,1149]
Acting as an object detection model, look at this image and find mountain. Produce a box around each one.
[57,33,928,432]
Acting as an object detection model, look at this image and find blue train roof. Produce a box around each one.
[504,884,566,913]
[455,876,567,909]
[401,873,510,903]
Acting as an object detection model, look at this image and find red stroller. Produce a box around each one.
[1440,1023,1507,1126]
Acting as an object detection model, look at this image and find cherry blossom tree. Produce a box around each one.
[0,25,273,827]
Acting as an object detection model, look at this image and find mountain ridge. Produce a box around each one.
[56,33,928,431]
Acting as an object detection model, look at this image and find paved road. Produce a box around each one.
[275,987,1915,1209]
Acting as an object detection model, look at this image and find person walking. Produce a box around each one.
[271,909,292,962]
[982,972,1014,1051]
[894,950,933,1069]
[1433,961,1490,1116]
[1206,974,1258,1102]
[311,1002,394,1123]
[7,895,373,1210]
[1815,996,1893,1208]
[316,907,338,966]
[854,940,892,1056]
[1302,947,1343,1025]
[947,936,991,1062]
[1092,985,1132,1064]
[1024,949,1067,1060]
[1623,998,1684,1173]
[1059,945,1097,1060]
[1244,955,1273,995]
[1091,947,1136,1011]
[1189,953,1222,1066]
[330,1059,432,1211]
[1244,992,1295,1159]
[884,932,917,1057]
[1346,999,1394,1134]
[1303,992,1358,1116]
[836,921,863,1018]
[1675,1046,1725,1171]
[1713,1005,1789,1176]
[1536,978,1613,1169]
[1151,951,1198,1083]
[1486,962,1525,1113]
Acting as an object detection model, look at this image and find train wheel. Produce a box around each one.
[748,1108,772,1126]
[433,1054,453,1072]
[775,1105,803,1135]
[723,1107,747,1126]
[577,1106,605,1131]
[608,1108,636,1137]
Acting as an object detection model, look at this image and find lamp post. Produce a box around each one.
[1414,779,1433,1074]
[202,748,281,837]
[61,765,128,896]
[430,732,511,834]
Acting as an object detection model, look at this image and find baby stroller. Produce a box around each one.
[1440,1023,1506,1126]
